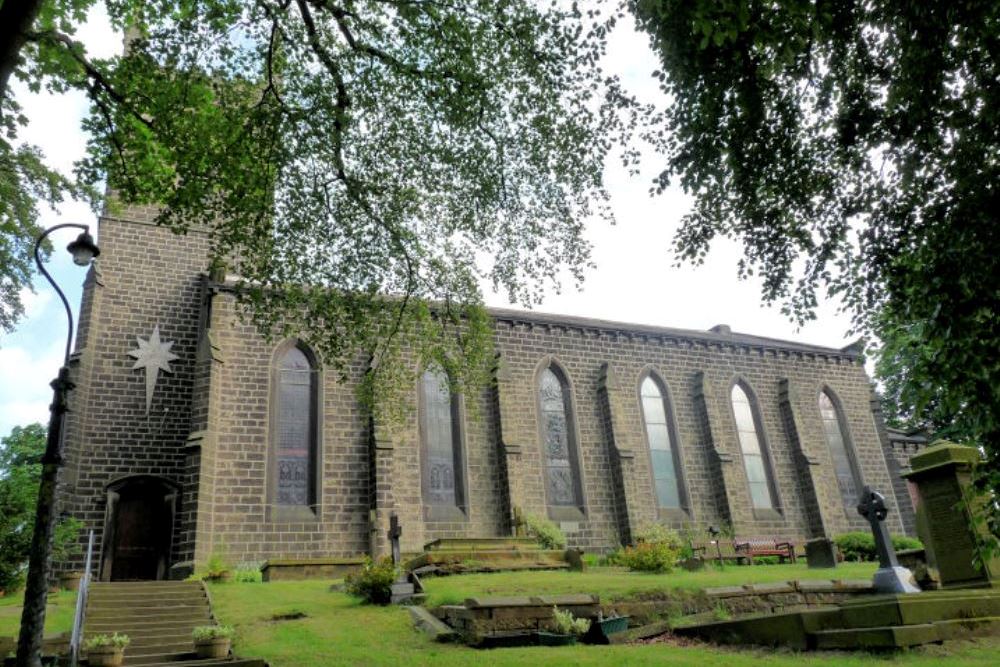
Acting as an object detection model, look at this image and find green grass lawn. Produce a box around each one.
[0,590,76,638]
[203,564,998,667]
[5,566,1000,665]
[420,562,879,606]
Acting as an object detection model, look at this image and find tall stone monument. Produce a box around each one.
[903,441,999,589]
[857,487,921,593]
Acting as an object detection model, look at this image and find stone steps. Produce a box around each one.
[83,581,261,666]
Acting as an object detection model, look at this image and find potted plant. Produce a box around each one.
[85,633,129,667]
[537,607,590,646]
[59,571,84,591]
[192,625,234,659]
[582,610,631,644]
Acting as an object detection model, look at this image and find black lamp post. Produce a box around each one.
[16,224,100,667]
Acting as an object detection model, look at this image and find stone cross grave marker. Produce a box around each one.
[857,486,921,593]
[388,513,402,567]
[387,513,415,603]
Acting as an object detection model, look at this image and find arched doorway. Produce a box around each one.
[100,476,178,581]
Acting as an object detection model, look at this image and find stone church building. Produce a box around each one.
[59,205,910,580]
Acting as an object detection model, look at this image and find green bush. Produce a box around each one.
[344,556,397,605]
[620,541,681,573]
[233,564,262,583]
[201,553,231,581]
[524,513,567,550]
[620,524,683,573]
[893,536,923,552]
[834,532,924,561]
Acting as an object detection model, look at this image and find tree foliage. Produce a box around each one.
[1,0,634,410]
[632,0,999,526]
[0,423,82,592]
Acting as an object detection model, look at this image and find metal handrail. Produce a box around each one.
[69,530,94,667]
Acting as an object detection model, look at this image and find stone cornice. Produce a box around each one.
[208,273,860,363]
[489,307,862,363]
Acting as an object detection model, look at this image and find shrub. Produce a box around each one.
[634,523,682,547]
[600,547,626,566]
[552,607,591,635]
[834,532,924,561]
[344,556,397,605]
[893,536,923,552]
[85,633,130,650]
[620,541,681,573]
[193,625,234,641]
[524,513,567,550]
[201,553,231,581]
[618,523,683,573]
[233,565,262,583]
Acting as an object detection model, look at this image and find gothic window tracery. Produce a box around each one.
[420,366,464,509]
[274,343,317,508]
[538,365,582,508]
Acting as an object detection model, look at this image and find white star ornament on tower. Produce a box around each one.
[128,324,179,415]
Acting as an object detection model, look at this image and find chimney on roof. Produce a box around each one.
[709,324,732,335]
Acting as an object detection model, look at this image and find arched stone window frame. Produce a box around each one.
[534,357,587,521]
[817,385,864,515]
[727,377,783,516]
[418,363,469,522]
[636,367,690,518]
[267,339,322,522]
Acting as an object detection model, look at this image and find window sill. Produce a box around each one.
[270,505,320,523]
[751,507,784,522]
[424,505,468,522]
[547,505,586,523]
[656,507,691,523]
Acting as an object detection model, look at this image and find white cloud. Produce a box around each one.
[0,341,64,437]
[17,286,52,321]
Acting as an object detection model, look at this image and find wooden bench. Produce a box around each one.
[733,537,796,564]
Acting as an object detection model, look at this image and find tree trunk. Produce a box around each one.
[0,0,45,104]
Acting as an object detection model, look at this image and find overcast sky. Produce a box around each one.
[0,7,856,438]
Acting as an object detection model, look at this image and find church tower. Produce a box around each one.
[61,203,211,580]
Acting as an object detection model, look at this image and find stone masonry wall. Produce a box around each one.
[63,210,906,575]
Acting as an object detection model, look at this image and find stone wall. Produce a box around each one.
[61,210,906,575]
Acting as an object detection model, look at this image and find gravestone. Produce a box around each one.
[805,537,838,569]
[388,513,416,603]
[903,441,1000,589]
[857,487,920,593]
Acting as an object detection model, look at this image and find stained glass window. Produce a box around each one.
[641,376,683,509]
[276,345,314,507]
[819,390,860,511]
[421,367,463,507]
[731,383,775,510]
[539,366,581,507]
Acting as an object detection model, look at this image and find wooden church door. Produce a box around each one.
[101,476,177,581]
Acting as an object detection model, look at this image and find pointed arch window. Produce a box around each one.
[640,375,685,510]
[731,382,777,510]
[538,365,583,509]
[273,343,318,509]
[420,366,465,513]
[819,390,862,510]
